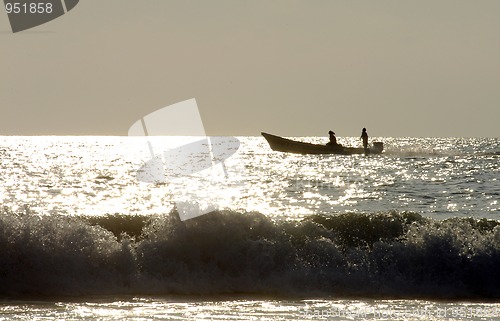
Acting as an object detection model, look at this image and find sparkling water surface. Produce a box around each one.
[1,136,498,219]
[1,136,499,320]
[1,297,499,320]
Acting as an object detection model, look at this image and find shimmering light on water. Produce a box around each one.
[1,298,499,320]
[1,136,499,219]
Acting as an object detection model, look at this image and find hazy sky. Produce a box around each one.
[1,0,499,137]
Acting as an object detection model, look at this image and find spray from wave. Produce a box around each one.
[1,206,499,300]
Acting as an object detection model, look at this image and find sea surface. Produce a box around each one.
[0,136,499,320]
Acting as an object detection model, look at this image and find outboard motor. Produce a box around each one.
[372,142,384,153]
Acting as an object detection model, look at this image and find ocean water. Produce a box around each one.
[0,136,499,320]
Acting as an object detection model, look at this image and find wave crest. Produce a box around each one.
[1,207,499,299]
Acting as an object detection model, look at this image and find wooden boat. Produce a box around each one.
[261,132,384,155]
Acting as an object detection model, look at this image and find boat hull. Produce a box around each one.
[261,132,383,155]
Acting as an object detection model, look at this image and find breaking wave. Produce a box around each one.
[1,207,500,300]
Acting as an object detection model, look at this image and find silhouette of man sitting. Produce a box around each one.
[327,130,342,148]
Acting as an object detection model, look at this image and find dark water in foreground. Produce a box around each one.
[1,209,500,300]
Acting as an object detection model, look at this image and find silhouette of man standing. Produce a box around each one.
[361,128,368,150]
